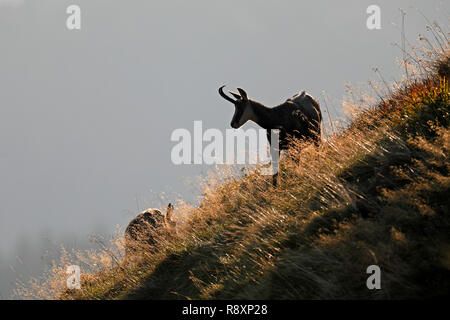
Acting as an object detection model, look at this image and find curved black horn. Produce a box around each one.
[237,88,248,101]
[219,85,236,104]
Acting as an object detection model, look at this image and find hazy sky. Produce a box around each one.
[0,0,448,298]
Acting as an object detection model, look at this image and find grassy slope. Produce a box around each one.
[60,54,449,300]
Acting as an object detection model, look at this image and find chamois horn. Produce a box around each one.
[219,85,237,104]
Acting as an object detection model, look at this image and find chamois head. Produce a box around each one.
[219,85,253,129]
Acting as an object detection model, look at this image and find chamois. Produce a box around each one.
[125,203,176,256]
[219,86,322,185]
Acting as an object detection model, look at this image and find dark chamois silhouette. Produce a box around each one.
[219,86,322,185]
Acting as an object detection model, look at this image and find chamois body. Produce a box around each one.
[251,92,322,150]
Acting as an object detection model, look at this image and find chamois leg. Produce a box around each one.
[272,172,278,186]
[271,148,281,187]
[267,129,281,187]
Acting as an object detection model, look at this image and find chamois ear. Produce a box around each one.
[166,203,174,219]
[229,91,242,100]
[237,88,248,101]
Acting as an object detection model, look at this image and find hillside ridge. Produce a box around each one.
[17,48,449,300]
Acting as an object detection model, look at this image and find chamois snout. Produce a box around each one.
[230,107,241,128]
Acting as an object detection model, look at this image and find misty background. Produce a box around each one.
[0,0,448,298]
